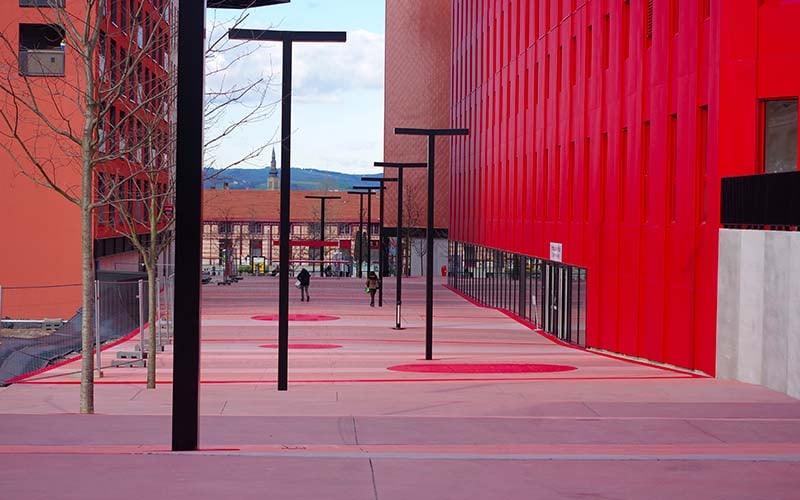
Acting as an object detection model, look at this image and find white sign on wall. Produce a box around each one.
[550,242,563,262]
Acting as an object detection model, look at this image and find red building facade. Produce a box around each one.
[0,0,175,318]
[438,1,800,375]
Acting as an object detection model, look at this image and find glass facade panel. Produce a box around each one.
[448,240,587,347]
[764,99,798,173]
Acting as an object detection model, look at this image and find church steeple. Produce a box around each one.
[267,147,279,190]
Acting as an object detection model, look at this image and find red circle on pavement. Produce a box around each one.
[387,363,577,374]
[260,344,342,349]
[251,314,340,321]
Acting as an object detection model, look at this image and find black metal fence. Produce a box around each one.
[448,241,587,347]
[721,171,800,230]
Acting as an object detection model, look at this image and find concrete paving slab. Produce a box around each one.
[0,276,799,499]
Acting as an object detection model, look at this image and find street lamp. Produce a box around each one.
[347,189,376,278]
[351,185,381,278]
[227,28,346,393]
[373,162,426,329]
[394,128,469,360]
[172,0,290,453]
[361,176,397,307]
[305,195,341,277]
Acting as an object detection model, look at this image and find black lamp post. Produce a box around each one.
[361,177,397,307]
[393,128,469,360]
[227,29,346,393]
[373,162,426,329]
[351,185,380,278]
[305,195,341,277]
[172,0,289,453]
[347,190,375,278]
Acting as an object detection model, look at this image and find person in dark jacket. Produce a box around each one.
[365,271,380,307]
[297,268,311,302]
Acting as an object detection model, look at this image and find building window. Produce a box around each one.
[338,223,351,236]
[622,1,630,60]
[697,106,709,223]
[700,0,710,20]
[18,24,65,76]
[249,222,262,234]
[641,121,651,223]
[763,99,798,173]
[250,239,263,257]
[586,25,592,79]
[97,172,108,224]
[602,14,609,70]
[670,0,679,36]
[19,0,65,7]
[218,222,232,234]
[668,114,678,223]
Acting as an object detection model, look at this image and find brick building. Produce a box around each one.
[0,0,175,318]
[202,189,381,277]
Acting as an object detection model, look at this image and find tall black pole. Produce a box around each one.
[277,39,292,391]
[352,187,378,278]
[361,177,398,308]
[305,195,341,278]
[373,162,426,328]
[172,0,204,452]
[425,135,435,360]
[396,169,404,327]
[228,29,346,391]
[357,194,363,278]
[379,186,385,304]
[367,189,373,274]
[394,128,469,360]
[320,199,325,276]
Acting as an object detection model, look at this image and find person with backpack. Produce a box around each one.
[365,271,380,307]
[297,268,311,302]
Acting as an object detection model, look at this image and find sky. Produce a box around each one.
[206,0,385,175]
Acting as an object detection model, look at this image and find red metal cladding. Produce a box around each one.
[442,1,800,375]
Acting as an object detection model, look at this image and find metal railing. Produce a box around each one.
[721,171,800,230]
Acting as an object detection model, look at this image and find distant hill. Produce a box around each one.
[203,167,366,191]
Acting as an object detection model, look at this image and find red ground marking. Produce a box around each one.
[251,314,340,321]
[387,363,578,374]
[259,344,342,349]
[442,284,708,378]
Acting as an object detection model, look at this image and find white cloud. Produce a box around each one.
[201,17,384,174]
[205,27,383,103]
[292,30,384,98]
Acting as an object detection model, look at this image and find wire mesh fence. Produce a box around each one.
[0,275,172,385]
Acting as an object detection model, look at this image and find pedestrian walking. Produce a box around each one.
[297,268,311,302]
[365,271,380,307]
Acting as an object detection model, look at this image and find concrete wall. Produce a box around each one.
[717,229,800,399]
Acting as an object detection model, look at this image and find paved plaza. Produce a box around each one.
[1,276,799,499]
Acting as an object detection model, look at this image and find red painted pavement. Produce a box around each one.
[0,276,798,500]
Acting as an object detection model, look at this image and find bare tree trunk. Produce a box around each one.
[79,50,98,412]
[146,259,157,389]
[80,164,94,414]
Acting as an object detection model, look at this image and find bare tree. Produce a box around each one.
[403,188,426,276]
[0,2,280,404]
[204,9,279,173]
[0,0,158,413]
